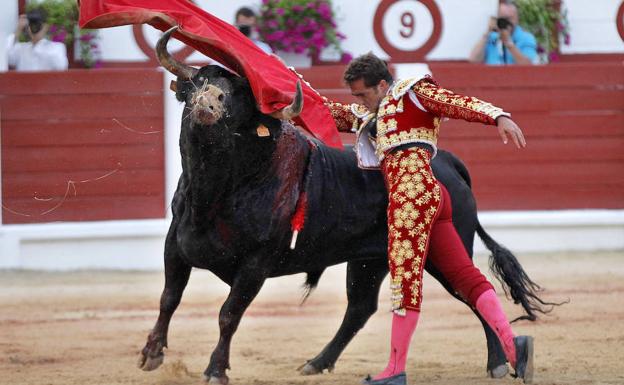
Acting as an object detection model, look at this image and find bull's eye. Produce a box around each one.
[218,94,224,102]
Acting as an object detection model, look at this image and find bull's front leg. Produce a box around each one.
[204,271,265,385]
[138,230,191,371]
[300,258,388,374]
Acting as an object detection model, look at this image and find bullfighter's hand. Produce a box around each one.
[496,116,526,148]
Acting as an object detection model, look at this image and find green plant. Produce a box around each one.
[516,0,570,62]
[25,0,101,68]
[258,0,352,62]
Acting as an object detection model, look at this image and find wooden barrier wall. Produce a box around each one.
[1,63,622,225]
[303,62,624,210]
[0,69,165,224]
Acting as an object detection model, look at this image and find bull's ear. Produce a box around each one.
[169,80,178,93]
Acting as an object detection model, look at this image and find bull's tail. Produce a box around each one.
[300,269,325,305]
[477,222,566,322]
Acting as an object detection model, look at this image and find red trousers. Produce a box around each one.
[382,148,492,314]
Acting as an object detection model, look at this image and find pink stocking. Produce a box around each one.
[373,310,420,380]
[475,289,517,368]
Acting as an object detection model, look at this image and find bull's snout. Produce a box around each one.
[191,85,225,125]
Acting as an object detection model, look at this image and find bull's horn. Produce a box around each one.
[271,81,303,120]
[156,26,198,80]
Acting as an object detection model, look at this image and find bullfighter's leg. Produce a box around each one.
[204,270,265,385]
[300,257,388,375]
[138,230,192,371]
[433,173,509,377]
[425,185,511,378]
[425,263,509,378]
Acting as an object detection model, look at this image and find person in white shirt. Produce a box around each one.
[7,10,68,72]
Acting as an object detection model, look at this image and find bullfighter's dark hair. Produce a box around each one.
[343,52,393,88]
[235,6,256,21]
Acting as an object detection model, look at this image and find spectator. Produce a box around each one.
[234,6,273,54]
[7,9,68,71]
[469,1,538,65]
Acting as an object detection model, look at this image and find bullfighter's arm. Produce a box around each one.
[412,78,510,125]
[324,100,363,133]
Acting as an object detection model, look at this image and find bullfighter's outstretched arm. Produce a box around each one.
[412,78,510,125]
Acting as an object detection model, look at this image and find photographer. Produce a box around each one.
[469,1,537,65]
[234,6,273,54]
[7,9,68,71]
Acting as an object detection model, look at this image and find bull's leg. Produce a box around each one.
[300,257,388,375]
[425,263,508,378]
[204,271,265,385]
[138,230,191,371]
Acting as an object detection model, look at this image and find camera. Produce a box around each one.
[26,10,46,34]
[237,24,252,38]
[496,17,513,30]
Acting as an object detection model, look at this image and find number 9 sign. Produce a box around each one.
[373,0,443,62]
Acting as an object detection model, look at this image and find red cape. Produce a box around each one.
[78,0,343,148]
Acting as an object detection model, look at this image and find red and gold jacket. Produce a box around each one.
[326,76,510,169]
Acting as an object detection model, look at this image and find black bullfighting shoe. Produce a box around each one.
[361,372,407,385]
[512,335,534,384]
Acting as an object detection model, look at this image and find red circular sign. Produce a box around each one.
[373,0,443,63]
[617,1,624,42]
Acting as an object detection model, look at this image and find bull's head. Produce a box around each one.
[156,27,302,136]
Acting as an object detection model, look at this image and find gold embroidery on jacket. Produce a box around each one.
[376,127,438,159]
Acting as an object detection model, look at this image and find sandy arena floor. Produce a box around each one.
[1,251,623,385]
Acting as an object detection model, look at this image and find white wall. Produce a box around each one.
[90,0,623,64]
[1,0,623,68]
[0,1,18,72]
[561,0,624,54]
[1,210,623,270]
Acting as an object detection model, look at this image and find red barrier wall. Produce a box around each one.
[0,69,166,224]
[1,63,622,225]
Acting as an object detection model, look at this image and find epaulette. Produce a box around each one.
[351,103,371,119]
[391,77,422,101]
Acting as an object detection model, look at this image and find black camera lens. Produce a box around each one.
[26,10,45,34]
[237,25,252,37]
[28,20,43,34]
[496,17,513,30]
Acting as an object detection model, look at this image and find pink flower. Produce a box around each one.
[340,52,353,64]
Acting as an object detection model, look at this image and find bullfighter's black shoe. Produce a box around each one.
[361,372,407,385]
[512,335,534,384]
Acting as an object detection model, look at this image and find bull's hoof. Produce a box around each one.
[298,362,322,375]
[488,364,509,379]
[138,352,164,371]
[202,374,229,385]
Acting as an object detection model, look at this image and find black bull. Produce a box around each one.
[138,28,555,385]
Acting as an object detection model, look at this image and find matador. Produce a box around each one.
[325,53,533,385]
